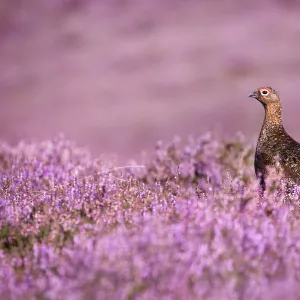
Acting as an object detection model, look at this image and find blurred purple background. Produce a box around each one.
[1,0,300,160]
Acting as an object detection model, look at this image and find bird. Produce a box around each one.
[249,87,300,194]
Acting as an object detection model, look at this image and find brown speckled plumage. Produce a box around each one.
[249,86,300,192]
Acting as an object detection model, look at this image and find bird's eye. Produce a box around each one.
[261,89,269,95]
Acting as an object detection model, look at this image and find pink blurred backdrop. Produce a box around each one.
[1,0,300,160]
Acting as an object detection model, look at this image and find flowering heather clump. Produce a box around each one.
[1,134,300,299]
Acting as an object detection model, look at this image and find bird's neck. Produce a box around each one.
[263,102,283,128]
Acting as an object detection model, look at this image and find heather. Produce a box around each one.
[1,134,300,300]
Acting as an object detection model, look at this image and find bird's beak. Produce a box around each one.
[248,91,258,99]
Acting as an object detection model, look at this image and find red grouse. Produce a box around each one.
[249,87,300,192]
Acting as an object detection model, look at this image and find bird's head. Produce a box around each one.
[248,87,280,106]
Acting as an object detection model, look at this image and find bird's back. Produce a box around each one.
[255,125,300,184]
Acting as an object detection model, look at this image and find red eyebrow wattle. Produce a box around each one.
[260,88,271,93]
